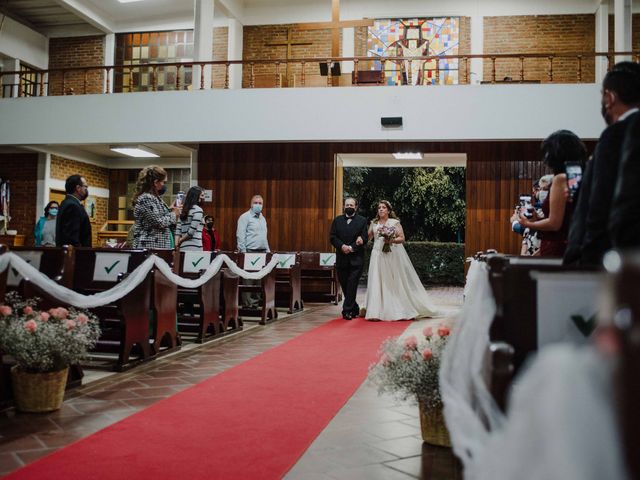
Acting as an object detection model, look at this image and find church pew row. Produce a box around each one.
[274,252,303,314]
[485,254,602,410]
[607,254,640,479]
[175,251,242,343]
[299,251,341,304]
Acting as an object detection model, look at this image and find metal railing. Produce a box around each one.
[1,51,638,98]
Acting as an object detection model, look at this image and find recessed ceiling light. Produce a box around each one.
[117,0,145,3]
[392,152,423,160]
[110,145,159,158]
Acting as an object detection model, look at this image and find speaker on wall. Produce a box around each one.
[381,117,403,127]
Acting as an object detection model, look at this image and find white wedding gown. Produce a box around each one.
[364,218,438,321]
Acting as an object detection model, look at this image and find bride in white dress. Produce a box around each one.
[364,200,438,321]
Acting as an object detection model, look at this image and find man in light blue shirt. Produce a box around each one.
[236,195,270,253]
[237,194,269,308]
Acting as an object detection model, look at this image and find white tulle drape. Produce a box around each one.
[0,252,278,309]
[439,259,505,474]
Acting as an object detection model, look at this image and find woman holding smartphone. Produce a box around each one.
[518,130,587,257]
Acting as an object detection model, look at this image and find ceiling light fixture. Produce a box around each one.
[110,145,159,158]
[392,152,423,160]
[117,0,145,4]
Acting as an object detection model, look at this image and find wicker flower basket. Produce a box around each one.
[10,365,69,413]
[419,402,451,447]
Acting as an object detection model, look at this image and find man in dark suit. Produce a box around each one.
[610,112,640,248]
[56,174,92,247]
[564,62,640,266]
[330,197,369,320]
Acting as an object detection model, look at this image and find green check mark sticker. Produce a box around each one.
[250,257,261,266]
[192,257,205,268]
[278,256,292,268]
[104,260,120,274]
[321,255,335,265]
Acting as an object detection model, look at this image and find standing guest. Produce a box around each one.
[132,165,181,249]
[329,197,368,320]
[34,201,59,247]
[202,215,220,252]
[56,175,92,247]
[178,186,205,251]
[236,194,270,308]
[518,130,587,257]
[610,112,640,248]
[564,61,640,265]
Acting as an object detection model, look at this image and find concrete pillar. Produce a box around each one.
[470,15,483,85]
[227,18,243,89]
[342,27,355,74]
[104,33,115,93]
[194,0,215,89]
[595,2,609,83]
[614,0,632,63]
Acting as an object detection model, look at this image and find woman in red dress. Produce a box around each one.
[202,215,220,252]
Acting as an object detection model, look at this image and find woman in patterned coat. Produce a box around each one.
[132,165,181,249]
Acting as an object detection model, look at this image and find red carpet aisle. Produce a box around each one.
[5,318,408,480]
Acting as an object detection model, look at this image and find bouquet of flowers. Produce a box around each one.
[0,292,101,373]
[368,324,451,409]
[378,225,396,253]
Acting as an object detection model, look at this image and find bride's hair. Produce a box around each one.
[373,200,399,223]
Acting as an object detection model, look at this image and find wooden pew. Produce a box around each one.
[220,267,241,332]
[300,252,341,304]
[175,250,224,343]
[72,248,153,371]
[608,254,640,479]
[274,252,303,314]
[236,252,277,325]
[149,249,181,355]
[486,254,601,409]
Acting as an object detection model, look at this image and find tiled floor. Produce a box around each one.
[0,286,463,479]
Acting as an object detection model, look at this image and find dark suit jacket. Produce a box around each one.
[56,194,92,247]
[564,111,637,265]
[610,112,640,248]
[329,214,369,268]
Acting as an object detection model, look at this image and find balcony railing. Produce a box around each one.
[1,51,638,98]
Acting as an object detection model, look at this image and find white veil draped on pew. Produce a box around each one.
[473,344,629,480]
[440,260,505,472]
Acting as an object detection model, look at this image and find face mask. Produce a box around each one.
[206,222,213,229]
[344,207,356,216]
[251,203,263,214]
[538,190,549,203]
[80,190,89,201]
[157,185,167,196]
[601,103,612,126]
[49,208,58,217]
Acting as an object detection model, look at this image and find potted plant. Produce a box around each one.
[0,292,100,412]
[368,324,451,447]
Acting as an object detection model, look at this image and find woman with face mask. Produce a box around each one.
[132,165,181,249]
[177,186,206,251]
[34,201,59,247]
[202,215,220,253]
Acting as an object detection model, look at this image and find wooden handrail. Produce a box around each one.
[1,51,638,97]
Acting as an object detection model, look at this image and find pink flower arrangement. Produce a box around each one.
[369,323,453,409]
[0,292,100,373]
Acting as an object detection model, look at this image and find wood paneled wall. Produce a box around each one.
[194,140,596,258]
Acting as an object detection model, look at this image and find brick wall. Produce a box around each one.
[50,156,109,246]
[0,153,38,245]
[212,27,229,88]
[48,36,105,96]
[243,24,339,87]
[354,18,472,84]
[483,15,596,83]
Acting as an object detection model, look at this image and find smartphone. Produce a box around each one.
[519,194,533,217]
[566,163,583,200]
[175,191,185,207]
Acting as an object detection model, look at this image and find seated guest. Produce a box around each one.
[565,61,640,265]
[518,130,587,257]
[202,215,220,252]
[610,112,640,249]
[177,186,205,251]
[34,201,59,246]
[132,165,181,249]
[56,175,92,247]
